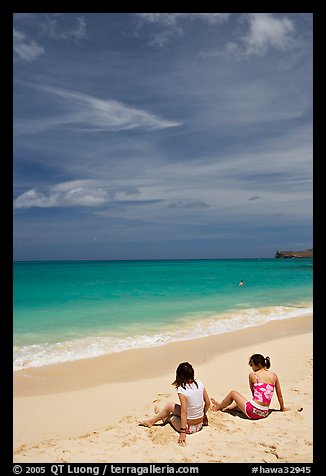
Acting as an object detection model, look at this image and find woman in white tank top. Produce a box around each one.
[139,362,210,446]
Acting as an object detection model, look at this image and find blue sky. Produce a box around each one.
[13,13,313,260]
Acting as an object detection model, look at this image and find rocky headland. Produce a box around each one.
[275,249,313,258]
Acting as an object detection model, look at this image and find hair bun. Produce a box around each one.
[265,356,271,369]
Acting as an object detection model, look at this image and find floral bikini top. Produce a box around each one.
[252,372,276,405]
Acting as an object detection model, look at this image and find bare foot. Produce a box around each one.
[138,419,153,428]
[139,407,161,427]
[211,398,220,412]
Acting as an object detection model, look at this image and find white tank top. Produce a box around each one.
[177,380,205,419]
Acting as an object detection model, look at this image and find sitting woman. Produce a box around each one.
[211,353,285,419]
[139,361,210,445]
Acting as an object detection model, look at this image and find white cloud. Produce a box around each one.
[15,85,183,135]
[13,180,142,209]
[13,28,45,62]
[201,13,298,59]
[51,180,108,192]
[13,125,312,232]
[13,14,86,64]
[243,13,296,56]
[13,187,110,209]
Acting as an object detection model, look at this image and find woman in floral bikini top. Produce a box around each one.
[252,370,276,405]
[211,354,285,420]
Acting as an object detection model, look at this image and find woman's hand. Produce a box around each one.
[178,432,186,446]
[203,414,208,426]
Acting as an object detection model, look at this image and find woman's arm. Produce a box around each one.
[178,393,188,446]
[275,375,285,411]
[203,388,210,425]
[249,372,255,396]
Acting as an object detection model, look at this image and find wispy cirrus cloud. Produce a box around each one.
[13,13,312,259]
[15,85,183,135]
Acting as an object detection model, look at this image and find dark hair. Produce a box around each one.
[172,362,198,389]
[248,354,271,369]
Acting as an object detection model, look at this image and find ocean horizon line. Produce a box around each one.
[13,256,313,263]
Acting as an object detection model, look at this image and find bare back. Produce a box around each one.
[250,368,275,384]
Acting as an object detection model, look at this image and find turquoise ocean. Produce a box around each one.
[13,259,313,371]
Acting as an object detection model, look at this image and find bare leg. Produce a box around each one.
[211,397,220,410]
[211,397,239,412]
[211,391,247,416]
[139,402,181,428]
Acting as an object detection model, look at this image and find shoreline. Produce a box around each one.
[14,314,312,397]
[13,314,313,462]
[13,301,313,374]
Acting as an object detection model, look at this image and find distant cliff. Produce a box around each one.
[275,249,313,258]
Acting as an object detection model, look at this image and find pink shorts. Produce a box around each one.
[245,400,270,420]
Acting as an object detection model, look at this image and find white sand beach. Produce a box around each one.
[13,315,313,463]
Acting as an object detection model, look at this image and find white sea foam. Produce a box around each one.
[13,303,312,371]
